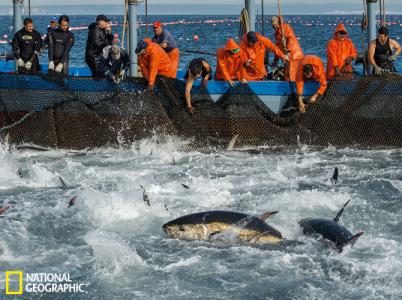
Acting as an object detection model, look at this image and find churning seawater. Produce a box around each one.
[0,139,401,299]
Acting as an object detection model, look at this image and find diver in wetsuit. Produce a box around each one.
[48,15,75,75]
[369,26,401,74]
[12,18,42,74]
[184,58,212,114]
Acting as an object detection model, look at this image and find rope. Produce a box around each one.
[182,49,216,56]
[121,0,129,49]
[239,8,250,40]
[0,111,35,133]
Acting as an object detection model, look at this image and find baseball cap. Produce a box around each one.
[153,21,162,28]
[50,16,58,23]
[135,40,148,54]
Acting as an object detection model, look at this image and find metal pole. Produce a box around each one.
[128,0,140,77]
[261,0,264,35]
[245,0,256,32]
[13,0,24,71]
[367,0,377,74]
[145,0,148,38]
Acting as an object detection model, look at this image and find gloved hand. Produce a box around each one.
[389,53,398,61]
[113,76,121,84]
[227,80,235,87]
[344,56,354,65]
[25,61,32,71]
[282,54,290,62]
[48,61,55,71]
[118,69,126,80]
[55,63,64,73]
[334,66,341,77]
[240,79,248,84]
[17,58,25,68]
[373,65,384,75]
[147,84,154,91]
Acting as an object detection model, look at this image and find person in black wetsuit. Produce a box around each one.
[85,15,113,76]
[48,15,75,75]
[369,26,401,74]
[43,16,58,50]
[184,58,212,114]
[11,18,42,74]
[97,45,129,83]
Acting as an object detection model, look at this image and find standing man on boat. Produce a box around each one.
[240,31,289,81]
[271,16,303,81]
[296,55,327,114]
[12,18,42,74]
[43,17,58,49]
[369,27,401,74]
[97,45,129,83]
[48,15,75,75]
[326,23,357,80]
[85,15,113,76]
[152,21,179,78]
[135,39,175,90]
[184,58,212,114]
[214,38,247,86]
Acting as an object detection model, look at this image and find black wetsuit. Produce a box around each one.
[43,26,56,49]
[374,38,396,72]
[85,23,113,76]
[48,28,75,75]
[12,28,42,73]
[184,58,212,80]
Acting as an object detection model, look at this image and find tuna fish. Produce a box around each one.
[299,200,364,252]
[162,210,283,245]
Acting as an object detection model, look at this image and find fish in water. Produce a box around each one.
[0,205,10,215]
[298,200,364,252]
[67,196,76,208]
[163,210,283,245]
[181,183,190,189]
[331,167,338,184]
[140,185,150,206]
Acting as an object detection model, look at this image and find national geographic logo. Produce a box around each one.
[5,271,87,295]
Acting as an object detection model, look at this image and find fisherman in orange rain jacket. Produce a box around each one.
[135,38,175,89]
[240,31,289,81]
[326,23,358,80]
[271,16,304,81]
[296,55,327,114]
[214,38,247,86]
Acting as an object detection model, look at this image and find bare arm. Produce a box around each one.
[159,42,168,49]
[185,76,195,108]
[390,39,401,56]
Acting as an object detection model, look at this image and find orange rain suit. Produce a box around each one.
[240,32,287,81]
[168,48,179,78]
[296,55,327,96]
[214,38,244,81]
[274,21,304,81]
[137,38,175,86]
[326,23,358,79]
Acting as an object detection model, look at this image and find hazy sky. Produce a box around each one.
[1,0,399,5]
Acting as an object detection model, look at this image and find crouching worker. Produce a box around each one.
[296,55,327,114]
[214,38,247,86]
[135,39,175,90]
[97,45,129,83]
[184,58,212,114]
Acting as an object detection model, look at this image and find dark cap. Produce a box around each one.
[135,40,148,54]
[96,15,110,22]
[247,31,258,43]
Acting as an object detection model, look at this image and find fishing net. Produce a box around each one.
[0,72,401,149]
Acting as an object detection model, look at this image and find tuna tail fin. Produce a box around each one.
[348,231,364,247]
[259,211,278,222]
[227,134,239,151]
[333,199,351,223]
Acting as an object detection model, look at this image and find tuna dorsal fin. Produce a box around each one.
[348,231,364,247]
[331,167,338,184]
[259,211,278,222]
[333,199,351,223]
[227,134,239,151]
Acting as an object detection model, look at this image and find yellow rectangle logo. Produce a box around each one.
[5,271,23,295]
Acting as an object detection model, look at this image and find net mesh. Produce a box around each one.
[0,72,401,149]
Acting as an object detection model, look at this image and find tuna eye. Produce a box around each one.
[179,225,185,231]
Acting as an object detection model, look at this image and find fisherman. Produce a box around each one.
[184,58,212,114]
[296,55,327,114]
[48,15,75,75]
[271,16,304,81]
[43,16,58,49]
[85,14,113,76]
[97,45,129,83]
[214,38,247,86]
[135,38,175,90]
[152,21,179,78]
[11,18,42,74]
[240,31,289,81]
[326,23,358,80]
[369,26,401,74]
